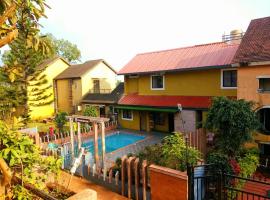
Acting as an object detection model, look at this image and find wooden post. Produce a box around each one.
[101,122,106,168]
[121,156,127,196]
[69,117,74,160]
[127,157,136,199]
[77,121,82,149]
[142,160,148,200]
[134,158,140,200]
[93,122,99,168]
[35,132,40,147]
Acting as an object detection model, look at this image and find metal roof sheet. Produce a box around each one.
[118,42,239,75]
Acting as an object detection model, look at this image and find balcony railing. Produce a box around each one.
[89,88,111,94]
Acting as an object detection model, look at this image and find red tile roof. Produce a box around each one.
[118,42,239,75]
[233,16,270,63]
[118,93,212,109]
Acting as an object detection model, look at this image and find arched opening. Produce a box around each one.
[257,107,270,134]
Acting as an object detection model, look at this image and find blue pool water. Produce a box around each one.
[81,132,146,154]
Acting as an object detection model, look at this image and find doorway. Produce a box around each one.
[168,113,175,133]
[100,106,106,117]
[140,112,147,131]
[93,79,100,93]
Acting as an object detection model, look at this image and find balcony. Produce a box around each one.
[89,88,111,94]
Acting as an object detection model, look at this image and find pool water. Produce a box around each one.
[81,132,146,154]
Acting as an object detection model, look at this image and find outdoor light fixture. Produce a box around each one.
[77,105,82,111]
[177,103,182,112]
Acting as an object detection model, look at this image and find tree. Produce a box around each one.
[0,0,48,48]
[205,96,259,157]
[54,38,81,63]
[54,112,68,133]
[83,106,98,117]
[0,120,62,199]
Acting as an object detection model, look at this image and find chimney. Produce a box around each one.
[222,29,244,44]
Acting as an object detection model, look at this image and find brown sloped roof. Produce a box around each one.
[36,56,69,71]
[118,42,239,75]
[233,16,270,63]
[55,59,117,79]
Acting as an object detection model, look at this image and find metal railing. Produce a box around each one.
[89,88,112,94]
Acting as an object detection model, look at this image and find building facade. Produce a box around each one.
[54,59,117,114]
[29,57,70,119]
[117,42,238,133]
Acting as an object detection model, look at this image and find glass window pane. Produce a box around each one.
[152,75,164,89]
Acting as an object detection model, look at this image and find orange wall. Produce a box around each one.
[237,65,270,108]
[149,165,188,200]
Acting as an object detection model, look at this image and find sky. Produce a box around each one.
[40,0,270,71]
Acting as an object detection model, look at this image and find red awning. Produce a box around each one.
[118,94,213,109]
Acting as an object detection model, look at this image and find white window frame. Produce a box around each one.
[122,110,133,121]
[257,76,270,93]
[151,75,165,90]
[220,69,237,89]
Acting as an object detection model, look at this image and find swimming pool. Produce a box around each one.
[81,132,146,154]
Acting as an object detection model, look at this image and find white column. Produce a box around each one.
[93,122,99,167]
[77,121,82,149]
[101,122,106,168]
[69,117,74,160]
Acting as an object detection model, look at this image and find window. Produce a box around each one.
[258,108,270,134]
[122,110,133,120]
[93,79,100,93]
[151,75,164,90]
[221,70,237,88]
[153,113,165,125]
[258,78,270,92]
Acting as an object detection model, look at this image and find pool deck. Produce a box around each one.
[58,171,128,200]
[104,129,167,167]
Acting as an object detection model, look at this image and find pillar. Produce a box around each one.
[101,122,106,168]
[77,121,82,149]
[93,122,99,167]
[69,117,74,160]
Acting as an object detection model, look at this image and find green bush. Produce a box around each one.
[54,111,68,133]
[83,106,98,117]
[136,133,201,171]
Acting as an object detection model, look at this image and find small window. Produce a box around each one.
[151,75,164,90]
[258,78,270,92]
[258,108,270,134]
[154,113,165,125]
[122,110,133,120]
[221,70,237,88]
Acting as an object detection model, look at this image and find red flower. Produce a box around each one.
[229,159,241,175]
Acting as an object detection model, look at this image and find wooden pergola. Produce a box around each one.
[67,115,110,168]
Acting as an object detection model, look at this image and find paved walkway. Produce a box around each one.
[58,171,127,200]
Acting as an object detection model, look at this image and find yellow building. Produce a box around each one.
[117,42,238,133]
[54,59,117,114]
[233,16,270,158]
[28,57,70,119]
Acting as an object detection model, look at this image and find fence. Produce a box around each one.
[39,120,117,145]
[188,164,270,200]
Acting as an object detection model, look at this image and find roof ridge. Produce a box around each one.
[137,42,237,56]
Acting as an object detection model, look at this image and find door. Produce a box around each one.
[100,106,106,117]
[140,112,147,131]
[93,79,100,93]
[168,113,175,133]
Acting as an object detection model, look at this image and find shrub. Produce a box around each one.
[54,111,68,133]
[83,106,98,117]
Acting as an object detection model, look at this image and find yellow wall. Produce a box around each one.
[72,79,82,107]
[29,58,69,119]
[56,79,72,113]
[118,110,140,130]
[237,65,270,108]
[125,69,237,96]
[81,62,117,96]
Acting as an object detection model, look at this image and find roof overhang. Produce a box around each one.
[115,105,178,113]
[118,64,233,75]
